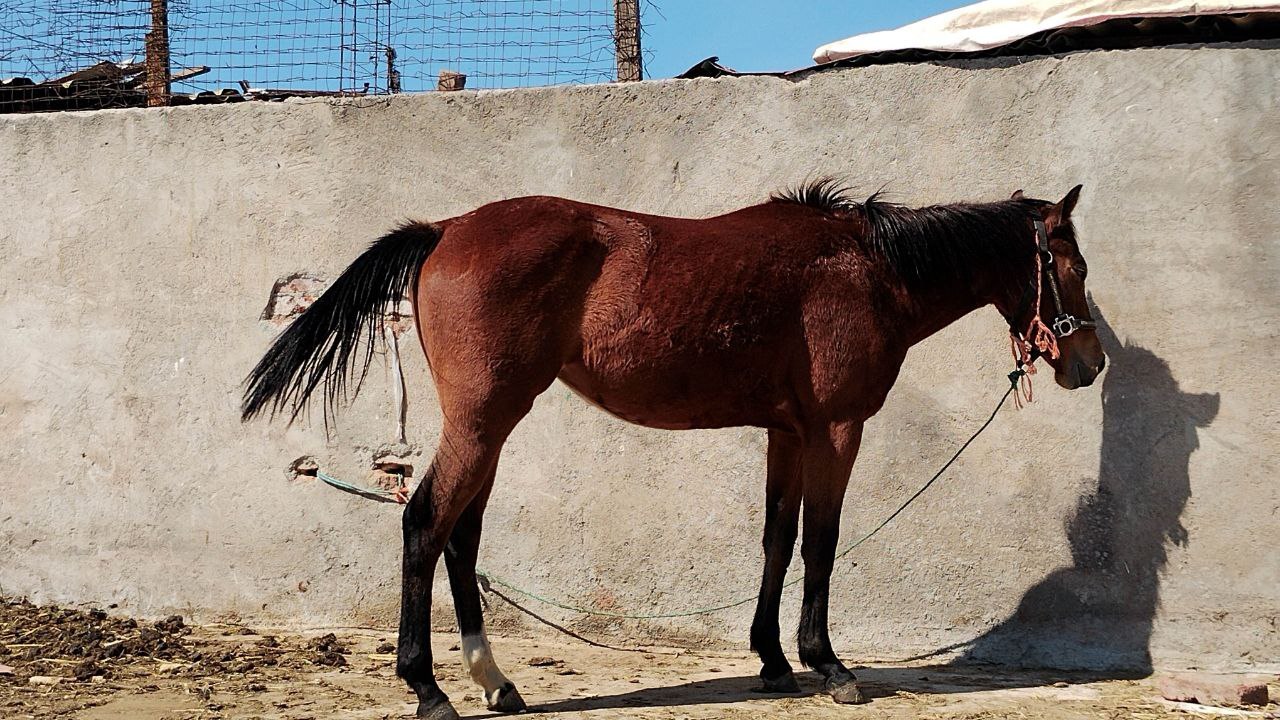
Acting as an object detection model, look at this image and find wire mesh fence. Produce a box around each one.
[1,0,647,112]
[1,0,150,81]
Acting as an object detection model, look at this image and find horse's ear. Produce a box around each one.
[1011,189,1025,200]
[1058,184,1083,217]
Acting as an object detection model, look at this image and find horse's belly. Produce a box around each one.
[556,361,772,430]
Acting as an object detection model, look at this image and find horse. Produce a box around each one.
[241,178,1105,719]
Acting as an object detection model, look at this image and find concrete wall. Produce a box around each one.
[1,45,1277,673]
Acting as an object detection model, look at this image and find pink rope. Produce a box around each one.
[1009,248,1060,409]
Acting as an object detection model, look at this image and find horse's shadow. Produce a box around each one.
[517,664,1102,716]
[956,308,1219,672]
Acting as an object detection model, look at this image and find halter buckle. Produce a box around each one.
[1050,314,1095,338]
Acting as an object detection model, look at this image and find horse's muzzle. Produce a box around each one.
[1059,355,1105,389]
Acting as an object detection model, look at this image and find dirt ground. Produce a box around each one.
[3,598,1277,720]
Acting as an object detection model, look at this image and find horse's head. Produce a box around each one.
[1008,185,1107,390]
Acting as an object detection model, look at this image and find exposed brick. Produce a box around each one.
[1157,672,1270,707]
[261,274,326,324]
[437,70,466,91]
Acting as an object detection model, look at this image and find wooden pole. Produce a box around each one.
[145,0,171,107]
[386,46,401,93]
[614,0,642,82]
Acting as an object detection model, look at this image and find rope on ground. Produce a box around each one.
[316,370,1026,620]
[316,471,401,503]
[476,575,681,655]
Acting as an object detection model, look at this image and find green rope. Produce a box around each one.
[317,471,401,503]
[317,371,1024,620]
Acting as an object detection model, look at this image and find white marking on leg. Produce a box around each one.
[461,631,513,705]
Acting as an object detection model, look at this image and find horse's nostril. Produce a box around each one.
[1074,363,1096,388]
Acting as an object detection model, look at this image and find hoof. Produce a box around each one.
[756,671,801,694]
[417,699,461,720]
[487,682,528,713]
[825,677,867,704]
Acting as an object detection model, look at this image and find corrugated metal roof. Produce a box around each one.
[815,0,1280,63]
[680,10,1280,80]
[816,11,1280,70]
[0,61,362,114]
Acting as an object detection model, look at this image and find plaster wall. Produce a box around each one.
[1,45,1277,671]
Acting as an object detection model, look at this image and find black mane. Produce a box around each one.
[770,177,860,214]
[772,177,1051,286]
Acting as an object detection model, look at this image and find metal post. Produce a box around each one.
[145,0,171,107]
[614,0,642,82]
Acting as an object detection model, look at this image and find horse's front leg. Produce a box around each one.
[750,429,804,692]
[797,420,867,704]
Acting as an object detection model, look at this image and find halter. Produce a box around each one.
[1031,219,1096,339]
[1007,218,1096,406]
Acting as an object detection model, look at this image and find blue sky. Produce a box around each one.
[643,1,968,78]
[2,1,972,90]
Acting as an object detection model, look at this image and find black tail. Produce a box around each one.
[241,221,441,423]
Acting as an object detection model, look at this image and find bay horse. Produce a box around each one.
[242,179,1105,718]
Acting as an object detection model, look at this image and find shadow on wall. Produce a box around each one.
[956,305,1219,672]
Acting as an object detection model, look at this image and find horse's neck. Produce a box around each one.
[891,271,1002,348]
[861,201,1035,348]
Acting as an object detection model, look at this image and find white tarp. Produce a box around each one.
[813,0,1279,63]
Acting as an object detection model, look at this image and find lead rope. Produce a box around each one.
[313,369,1025,620]
[1009,245,1060,409]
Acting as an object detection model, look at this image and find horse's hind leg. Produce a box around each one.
[750,429,803,692]
[397,432,496,719]
[444,467,526,712]
[398,395,544,718]
[797,421,867,705]
[397,342,564,717]
[399,218,594,716]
